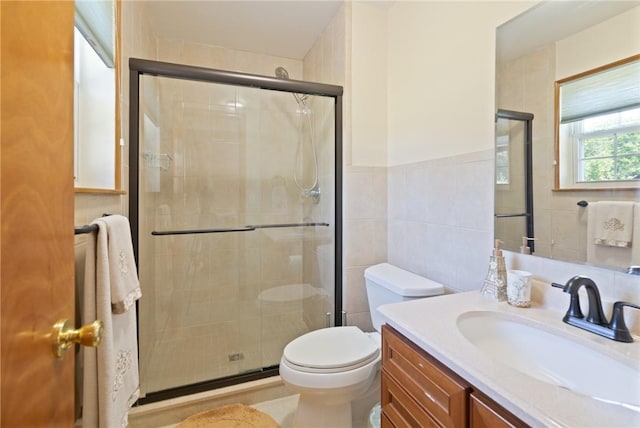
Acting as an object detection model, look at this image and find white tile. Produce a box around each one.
[345,266,369,313]
[423,161,456,226]
[453,158,493,230]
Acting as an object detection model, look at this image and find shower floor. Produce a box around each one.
[140,313,310,394]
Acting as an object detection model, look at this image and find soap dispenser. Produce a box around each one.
[481,239,507,301]
[520,237,537,254]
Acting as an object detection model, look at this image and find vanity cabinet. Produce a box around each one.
[381,325,527,428]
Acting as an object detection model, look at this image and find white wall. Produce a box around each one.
[351,2,388,167]
[386,1,532,166]
[556,6,640,79]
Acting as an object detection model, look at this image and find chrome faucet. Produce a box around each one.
[552,276,640,343]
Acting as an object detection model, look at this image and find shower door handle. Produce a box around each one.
[151,222,330,236]
[494,213,530,218]
[151,226,256,236]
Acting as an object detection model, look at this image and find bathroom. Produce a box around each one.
[2,0,638,427]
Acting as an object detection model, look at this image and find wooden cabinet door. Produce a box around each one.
[1,1,76,426]
[382,325,469,428]
[382,370,441,427]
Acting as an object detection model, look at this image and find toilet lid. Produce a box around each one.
[283,326,379,373]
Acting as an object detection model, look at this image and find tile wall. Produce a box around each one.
[388,150,495,295]
[343,166,388,331]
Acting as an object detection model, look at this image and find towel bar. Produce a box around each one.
[74,213,113,235]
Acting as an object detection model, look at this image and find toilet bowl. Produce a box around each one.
[279,263,444,428]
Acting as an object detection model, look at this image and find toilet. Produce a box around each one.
[279,262,444,428]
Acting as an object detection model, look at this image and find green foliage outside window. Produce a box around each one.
[578,118,640,182]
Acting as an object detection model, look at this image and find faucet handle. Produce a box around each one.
[608,301,640,343]
[551,280,586,319]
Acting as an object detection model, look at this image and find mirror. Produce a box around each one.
[74,0,121,192]
[495,1,640,272]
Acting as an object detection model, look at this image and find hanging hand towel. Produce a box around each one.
[592,201,635,247]
[83,215,141,428]
[104,215,142,313]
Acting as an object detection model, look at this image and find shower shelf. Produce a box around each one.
[142,152,172,171]
[151,221,330,236]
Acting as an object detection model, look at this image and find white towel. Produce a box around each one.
[83,215,141,428]
[593,201,635,247]
[104,215,142,313]
[632,203,640,266]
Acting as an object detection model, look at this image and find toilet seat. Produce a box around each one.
[282,326,380,373]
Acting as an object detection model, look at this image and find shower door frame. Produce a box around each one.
[128,58,344,403]
[495,108,535,253]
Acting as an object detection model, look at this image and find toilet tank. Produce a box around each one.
[364,263,444,331]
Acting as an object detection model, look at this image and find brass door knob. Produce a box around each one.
[51,319,103,359]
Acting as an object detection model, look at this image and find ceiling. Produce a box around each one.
[141,0,344,60]
[141,1,638,65]
[497,1,640,63]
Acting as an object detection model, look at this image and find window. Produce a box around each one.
[73,0,117,190]
[567,108,640,183]
[555,55,640,189]
[495,135,510,185]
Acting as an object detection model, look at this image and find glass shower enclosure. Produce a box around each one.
[494,109,534,254]
[128,59,343,400]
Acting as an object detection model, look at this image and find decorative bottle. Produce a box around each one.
[481,239,508,301]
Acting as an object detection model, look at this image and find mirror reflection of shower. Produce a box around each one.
[275,66,320,203]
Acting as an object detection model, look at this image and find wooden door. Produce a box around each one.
[1,1,76,426]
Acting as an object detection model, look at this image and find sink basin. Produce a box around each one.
[457,311,640,408]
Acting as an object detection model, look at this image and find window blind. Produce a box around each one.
[75,0,114,68]
[560,59,639,124]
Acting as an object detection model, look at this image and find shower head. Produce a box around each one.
[275,66,290,80]
[275,66,308,106]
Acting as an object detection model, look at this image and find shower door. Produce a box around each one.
[494,109,534,253]
[130,60,342,398]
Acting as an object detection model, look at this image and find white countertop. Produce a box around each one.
[378,287,640,428]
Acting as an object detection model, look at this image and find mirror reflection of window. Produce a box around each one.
[495,135,510,185]
[556,56,640,189]
[74,0,116,190]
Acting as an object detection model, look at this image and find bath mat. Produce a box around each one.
[177,403,280,428]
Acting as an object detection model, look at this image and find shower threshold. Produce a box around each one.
[136,366,280,405]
